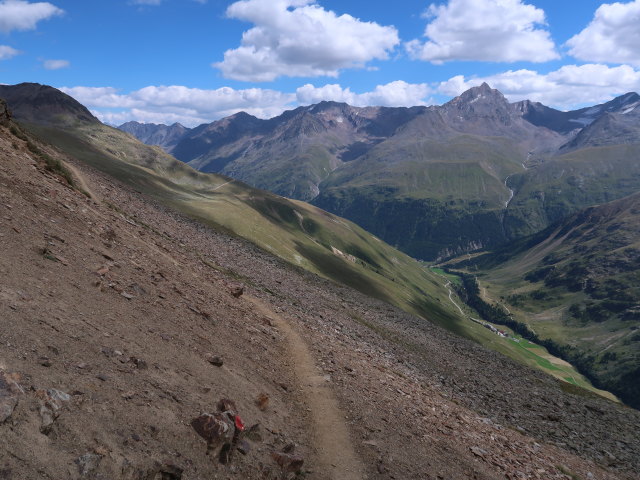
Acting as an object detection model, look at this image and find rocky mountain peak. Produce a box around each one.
[616,93,640,116]
[308,100,352,114]
[452,82,507,106]
[441,83,518,131]
[227,111,257,122]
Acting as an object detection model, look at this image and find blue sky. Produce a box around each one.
[1,0,640,126]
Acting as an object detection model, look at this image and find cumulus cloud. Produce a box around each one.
[406,0,558,64]
[567,0,640,66]
[60,85,297,127]
[130,0,206,4]
[214,0,400,81]
[59,81,437,127]
[0,0,63,33]
[0,45,20,60]
[43,58,69,70]
[437,64,640,109]
[296,81,432,107]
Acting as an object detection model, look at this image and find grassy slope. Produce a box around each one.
[321,134,524,205]
[505,143,640,238]
[313,134,527,260]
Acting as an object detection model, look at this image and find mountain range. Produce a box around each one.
[119,84,640,260]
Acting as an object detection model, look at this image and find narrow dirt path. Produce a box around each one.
[211,179,234,191]
[246,296,366,480]
[431,270,466,316]
[65,161,99,201]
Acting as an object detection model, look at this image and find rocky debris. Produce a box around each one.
[75,453,102,477]
[96,265,110,276]
[256,393,269,411]
[270,450,304,478]
[471,446,488,458]
[191,398,245,462]
[101,346,123,358]
[244,423,263,443]
[146,463,183,479]
[0,371,23,423]
[237,438,252,455]
[36,388,71,434]
[39,356,52,367]
[228,283,244,298]
[205,354,224,367]
[121,461,183,480]
[129,356,148,369]
[41,246,69,265]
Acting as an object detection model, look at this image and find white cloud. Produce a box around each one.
[0,45,20,60]
[567,0,640,66]
[59,81,435,127]
[437,64,640,109]
[0,0,63,33]
[407,0,558,64]
[130,0,206,4]
[296,81,432,107]
[43,58,69,70]
[60,85,297,127]
[214,0,400,81]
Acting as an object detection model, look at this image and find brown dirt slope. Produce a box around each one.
[1,108,639,479]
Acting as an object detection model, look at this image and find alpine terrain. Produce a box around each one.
[131,84,640,261]
[3,83,640,479]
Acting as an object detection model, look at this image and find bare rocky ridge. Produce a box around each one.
[1,107,639,479]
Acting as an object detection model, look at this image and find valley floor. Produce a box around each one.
[1,124,640,479]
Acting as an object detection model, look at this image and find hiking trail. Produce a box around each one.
[246,296,366,480]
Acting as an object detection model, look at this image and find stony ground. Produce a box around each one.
[1,113,639,480]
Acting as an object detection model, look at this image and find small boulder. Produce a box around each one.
[191,412,234,456]
[75,453,102,477]
[0,372,23,423]
[148,463,183,480]
[129,357,148,369]
[271,451,304,476]
[205,354,224,367]
[255,393,269,411]
[228,284,244,298]
[36,388,71,434]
